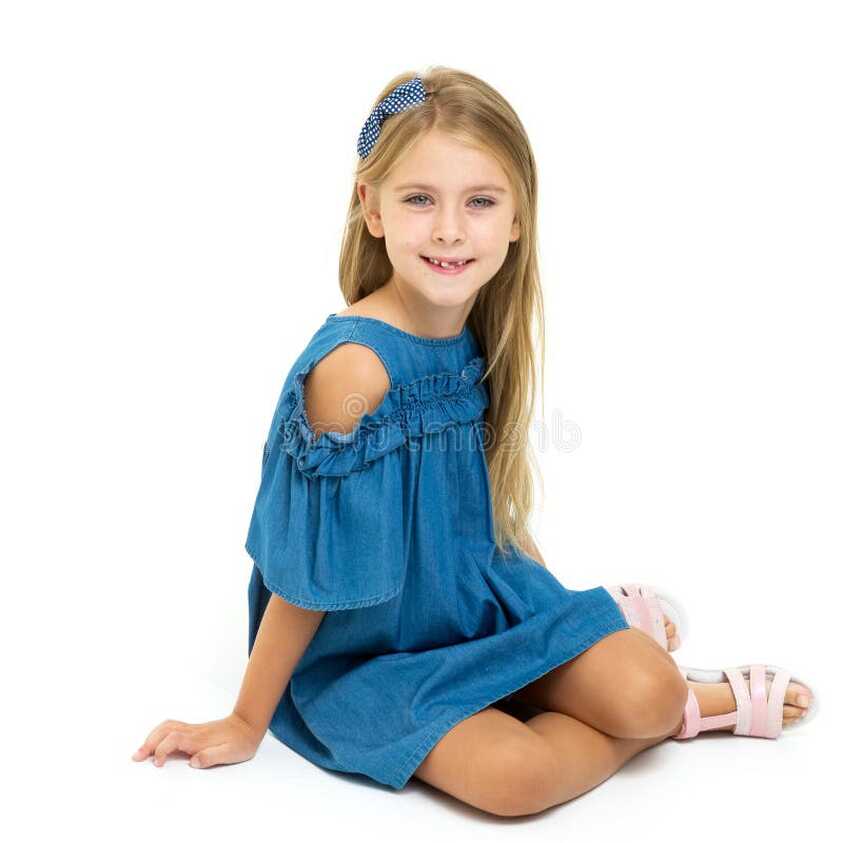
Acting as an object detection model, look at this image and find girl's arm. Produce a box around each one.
[132,593,324,768]
[235,354,383,733]
[233,594,325,735]
[235,353,386,733]
[132,362,377,768]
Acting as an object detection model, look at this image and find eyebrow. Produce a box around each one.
[393,183,508,194]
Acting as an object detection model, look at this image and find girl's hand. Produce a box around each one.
[131,712,262,769]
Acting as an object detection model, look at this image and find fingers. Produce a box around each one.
[189,744,228,769]
[131,719,247,769]
[133,720,176,761]
[152,730,196,766]
[132,720,190,764]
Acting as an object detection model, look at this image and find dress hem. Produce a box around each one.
[386,605,632,791]
[245,545,402,612]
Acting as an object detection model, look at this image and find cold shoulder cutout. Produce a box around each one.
[245,334,408,610]
[302,342,391,444]
[274,320,489,479]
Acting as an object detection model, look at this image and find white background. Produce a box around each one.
[2,0,839,838]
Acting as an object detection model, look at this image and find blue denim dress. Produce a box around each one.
[244,313,630,790]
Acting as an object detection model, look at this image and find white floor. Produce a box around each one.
[7,3,840,836]
[47,595,833,843]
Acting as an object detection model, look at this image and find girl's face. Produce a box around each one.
[359,129,520,313]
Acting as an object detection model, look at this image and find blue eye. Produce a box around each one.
[404,195,496,209]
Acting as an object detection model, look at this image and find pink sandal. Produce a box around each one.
[673,664,820,740]
[604,583,688,651]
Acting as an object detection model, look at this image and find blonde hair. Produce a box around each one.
[339,65,546,559]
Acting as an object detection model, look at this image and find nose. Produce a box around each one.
[431,205,467,245]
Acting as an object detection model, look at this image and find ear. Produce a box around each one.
[510,215,520,242]
[358,182,385,238]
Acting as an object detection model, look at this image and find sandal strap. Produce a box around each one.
[609,583,668,649]
[674,684,701,739]
[726,664,789,738]
[675,664,789,741]
[725,666,754,734]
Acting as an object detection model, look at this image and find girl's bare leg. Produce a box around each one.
[515,666,813,814]
[512,627,811,738]
[520,709,679,810]
[414,626,811,816]
[413,703,679,817]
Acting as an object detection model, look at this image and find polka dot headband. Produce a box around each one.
[357,76,429,159]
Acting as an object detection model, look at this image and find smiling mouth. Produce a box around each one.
[420,255,475,268]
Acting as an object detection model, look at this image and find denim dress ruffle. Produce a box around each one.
[244,313,630,790]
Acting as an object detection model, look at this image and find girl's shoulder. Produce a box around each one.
[283,313,398,394]
[290,311,482,389]
[260,312,489,472]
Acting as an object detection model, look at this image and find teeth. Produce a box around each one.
[425,257,468,267]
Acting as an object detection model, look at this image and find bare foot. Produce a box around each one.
[676,675,812,735]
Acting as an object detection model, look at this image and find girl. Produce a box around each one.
[132,67,818,816]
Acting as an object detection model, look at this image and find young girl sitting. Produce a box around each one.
[132,66,817,817]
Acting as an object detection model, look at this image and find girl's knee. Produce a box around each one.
[612,662,688,738]
[472,734,560,817]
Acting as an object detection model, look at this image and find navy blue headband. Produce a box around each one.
[357,76,429,159]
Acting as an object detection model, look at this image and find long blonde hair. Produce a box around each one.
[339,65,546,559]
